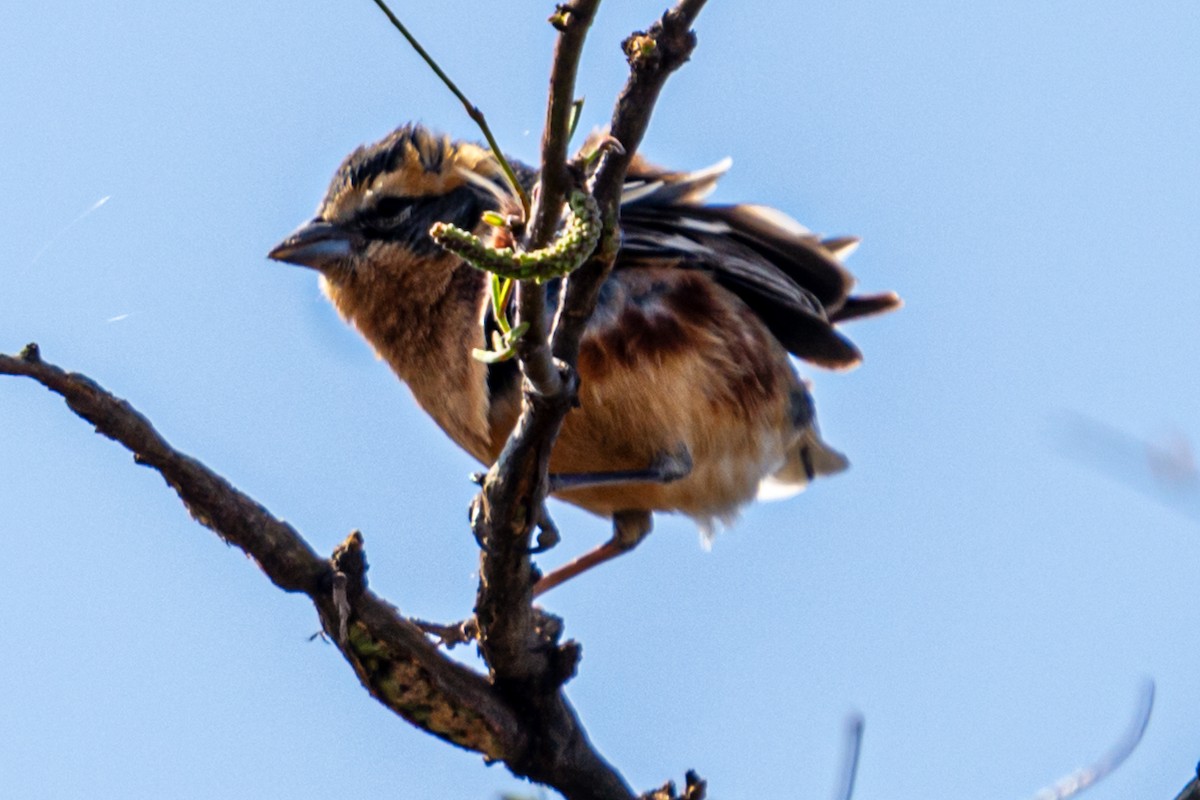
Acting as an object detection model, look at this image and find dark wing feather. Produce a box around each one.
[829,291,903,324]
[617,158,871,369]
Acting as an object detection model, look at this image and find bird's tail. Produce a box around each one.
[757,429,849,501]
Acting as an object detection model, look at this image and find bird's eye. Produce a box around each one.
[373,196,414,221]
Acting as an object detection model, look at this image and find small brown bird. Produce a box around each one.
[269,124,899,593]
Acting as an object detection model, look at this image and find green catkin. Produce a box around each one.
[430,190,601,283]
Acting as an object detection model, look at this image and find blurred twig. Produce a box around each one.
[832,714,864,800]
[1051,411,1200,522]
[1028,679,1155,800]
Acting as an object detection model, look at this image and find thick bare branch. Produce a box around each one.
[1,345,326,593]
[471,3,707,799]
[474,0,603,688]
[477,0,708,681]
[0,344,523,762]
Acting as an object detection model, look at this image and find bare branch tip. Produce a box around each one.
[642,771,706,800]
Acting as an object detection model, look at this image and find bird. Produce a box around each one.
[268,123,899,594]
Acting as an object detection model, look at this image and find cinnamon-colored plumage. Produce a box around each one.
[269,124,899,591]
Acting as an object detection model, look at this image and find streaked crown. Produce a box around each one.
[319,124,511,225]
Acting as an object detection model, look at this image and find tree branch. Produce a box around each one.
[551,0,706,363]
[1027,679,1154,800]
[0,344,523,762]
[515,0,601,397]
[530,1,602,247]
[469,3,708,798]
[477,0,708,678]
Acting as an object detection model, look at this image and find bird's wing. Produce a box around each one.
[617,159,898,369]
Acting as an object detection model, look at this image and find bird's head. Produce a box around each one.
[268,123,518,282]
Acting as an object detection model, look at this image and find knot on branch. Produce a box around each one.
[623,33,659,67]
[534,609,564,645]
[548,3,576,31]
[526,609,581,687]
[622,13,697,73]
[524,357,578,406]
[19,342,41,363]
[549,639,581,687]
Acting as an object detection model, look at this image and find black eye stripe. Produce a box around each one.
[356,185,493,257]
[372,196,415,219]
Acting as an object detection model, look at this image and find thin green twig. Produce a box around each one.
[567,97,585,141]
[490,274,513,335]
[368,0,531,219]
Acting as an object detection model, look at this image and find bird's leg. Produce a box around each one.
[532,509,653,596]
[547,446,692,493]
[532,447,689,593]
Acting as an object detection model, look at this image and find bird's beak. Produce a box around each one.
[267,218,353,270]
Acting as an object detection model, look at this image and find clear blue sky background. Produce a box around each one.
[3,2,1200,798]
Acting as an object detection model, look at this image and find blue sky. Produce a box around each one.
[4,2,1200,798]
